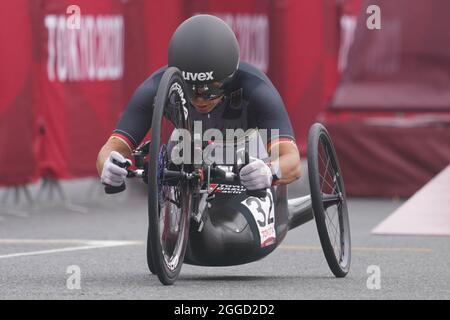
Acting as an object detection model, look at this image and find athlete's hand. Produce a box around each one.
[239,158,273,190]
[101,151,131,187]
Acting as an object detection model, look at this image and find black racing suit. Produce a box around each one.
[112,61,296,266]
[112,61,295,150]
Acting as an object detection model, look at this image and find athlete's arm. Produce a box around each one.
[268,139,301,185]
[96,68,164,178]
[248,80,301,185]
[96,136,132,176]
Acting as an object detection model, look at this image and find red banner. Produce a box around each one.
[0,0,36,186]
[32,0,182,179]
[34,0,130,179]
[185,0,271,74]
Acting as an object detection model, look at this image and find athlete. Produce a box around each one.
[96,14,301,196]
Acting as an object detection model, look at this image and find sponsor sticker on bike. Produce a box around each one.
[241,190,276,248]
[169,82,188,120]
[209,183,246,194]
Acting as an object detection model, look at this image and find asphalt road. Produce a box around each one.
[0,177,449,300]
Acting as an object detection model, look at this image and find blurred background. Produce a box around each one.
[0,0,449,200]
[1,0,450,300]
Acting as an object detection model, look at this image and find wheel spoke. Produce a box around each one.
[320,142,341,196]
[325,209,339,237]
[326,208,339,237]
[329,167,342,196]
[325,151,342,197]
[333,208,341,258]
[321,139,344,260]
[319,151,330,192]
[323,161,338,195]
[330,206,342,260]
[319,174,334,193]
[319,148,334,189]
[319,151,339,196]
[333,228,339,256]
[319,173,336,194]
[329,204,339,223]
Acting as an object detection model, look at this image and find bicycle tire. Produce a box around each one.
[147,67,192,285]
[307,123,351,277]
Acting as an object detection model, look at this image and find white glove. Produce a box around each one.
[239,158,273,190]
[101,151,130,187]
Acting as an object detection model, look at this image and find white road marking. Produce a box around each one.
[0,239,144,259]
[0,239,432,259]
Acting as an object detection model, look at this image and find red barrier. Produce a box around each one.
[326,117,450,197]
[34,0,131,179]
[332,0,450,111]
[0,0,36,186]
[31,0,182,180]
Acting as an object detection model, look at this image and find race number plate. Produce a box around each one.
[241,190,276,248]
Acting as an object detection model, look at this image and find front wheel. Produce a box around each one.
[147,67,192,285]
[307,123,351,277]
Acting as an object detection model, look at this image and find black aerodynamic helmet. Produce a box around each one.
[168,14,240,88]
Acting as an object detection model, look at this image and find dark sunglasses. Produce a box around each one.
[186,74,234,101]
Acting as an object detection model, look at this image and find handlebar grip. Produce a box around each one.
[104,183,126,194]
[103,158,130,194]
[243,151,267,198]
[112,158,129,169]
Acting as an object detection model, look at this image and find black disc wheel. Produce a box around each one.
[148,67,193,285]
[307,123,351,277]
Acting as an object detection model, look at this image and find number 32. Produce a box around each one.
[245,194,274,227]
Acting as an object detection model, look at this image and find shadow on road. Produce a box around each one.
[178,274,334,282]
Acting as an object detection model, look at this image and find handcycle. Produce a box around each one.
[105,67,351,285]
